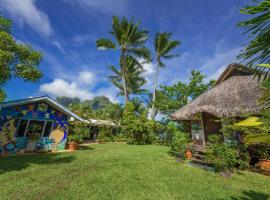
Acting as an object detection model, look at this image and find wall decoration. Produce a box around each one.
[38,103,48,112]
[0,101,70,155]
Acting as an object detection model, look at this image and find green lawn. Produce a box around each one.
[0,144,269,200]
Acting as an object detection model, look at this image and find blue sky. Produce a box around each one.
[0,0,249,102]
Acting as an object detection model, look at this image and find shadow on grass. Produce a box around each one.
[229,190,269,200]
[77,145,95,151]
[0,153,75,175]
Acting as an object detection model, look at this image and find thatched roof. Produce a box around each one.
[170,64,263,120]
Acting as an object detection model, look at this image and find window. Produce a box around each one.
[15,119,54,138]
[26,120,44,139]
[43,121,53,137]
[16,119,28,137]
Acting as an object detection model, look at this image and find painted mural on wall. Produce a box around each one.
[0,101,69,155]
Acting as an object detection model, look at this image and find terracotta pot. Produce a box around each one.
[69,142,78,151]
[259,159,270,171]
[185,150,192,159]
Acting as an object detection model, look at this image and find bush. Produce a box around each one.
[121,102,155,145]
[68,134,83,143]
[206,144,249,172]
[170,130,189,159]
[97,126,115,143]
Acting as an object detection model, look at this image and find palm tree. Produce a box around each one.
[151,32,180,119]
[108,56,148,97]
[96,16,150,102]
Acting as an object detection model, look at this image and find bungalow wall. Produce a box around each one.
[201,113,222,141]
[0,101,69,155]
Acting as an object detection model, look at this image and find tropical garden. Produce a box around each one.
[0,0,270,199]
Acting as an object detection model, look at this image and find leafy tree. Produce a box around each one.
[108,56,148,97]
[0,16,42,102]
[121,102,155,144]
[237,0,270,66]
[155,70,215,115]
[151,32,180,118]
[96,16,150,102]
[56,96,80,107]
[130,97,146,115]
[69,103,94,120]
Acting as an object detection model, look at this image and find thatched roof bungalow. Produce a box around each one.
[170,63,263,145]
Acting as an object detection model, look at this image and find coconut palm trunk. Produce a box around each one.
[151,58,160,119]
[150,32,180,119]
[121,51,129,102]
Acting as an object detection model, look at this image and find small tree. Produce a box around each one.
[0,16,42,102]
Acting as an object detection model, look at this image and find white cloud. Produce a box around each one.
[40,79,94,100]
[73,35,95,43]
[200,47,241,80]
[52,40,66,54]
[63,0,127,15]
[0,0,53,36]
[39,71,119,102]
[78,71,95,85]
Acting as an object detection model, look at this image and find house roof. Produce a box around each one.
[0,96,84,121]
[170,64,263,120]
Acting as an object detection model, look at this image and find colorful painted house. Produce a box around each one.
[0,96,83,155]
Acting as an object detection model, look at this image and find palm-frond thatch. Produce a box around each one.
[171,64,263,120]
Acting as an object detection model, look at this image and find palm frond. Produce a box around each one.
[96,39,116,50]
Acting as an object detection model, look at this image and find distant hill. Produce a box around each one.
[56,96,112,110]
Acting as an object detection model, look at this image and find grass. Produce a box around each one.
[0,143,269,200]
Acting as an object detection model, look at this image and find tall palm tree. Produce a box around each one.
[151,32,180,119]
[108,56,148,97]
[96,16,150,102]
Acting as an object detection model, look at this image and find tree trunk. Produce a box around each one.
[121,50,129,103]
[151,61,160,119]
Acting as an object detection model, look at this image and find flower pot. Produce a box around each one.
[259,159,270,171]
[69,142,78,151]
[185,150,192,159]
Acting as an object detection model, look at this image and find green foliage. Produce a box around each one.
[0,16,42,101]
[170,130,189,159]
[248,143,270,159]
[68,134,83,144]
[155,70,215,115]
[108,56,148,97]
[221,118,270,141]
[206,144,249,172]
[69,103,94,119]
[208,135,223,145]
[121,102,155,144]
[97,126,115,143]
[238,0,270,65]
[68,121,90,139]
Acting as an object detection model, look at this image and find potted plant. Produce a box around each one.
[257,145,270,171]
[68,134,82,151]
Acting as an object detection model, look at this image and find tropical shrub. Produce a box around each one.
[97,126,115,143]
[170,130,189,159]
[121,102,155,145]
[206,137,250,172]
[68,134,83,144]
